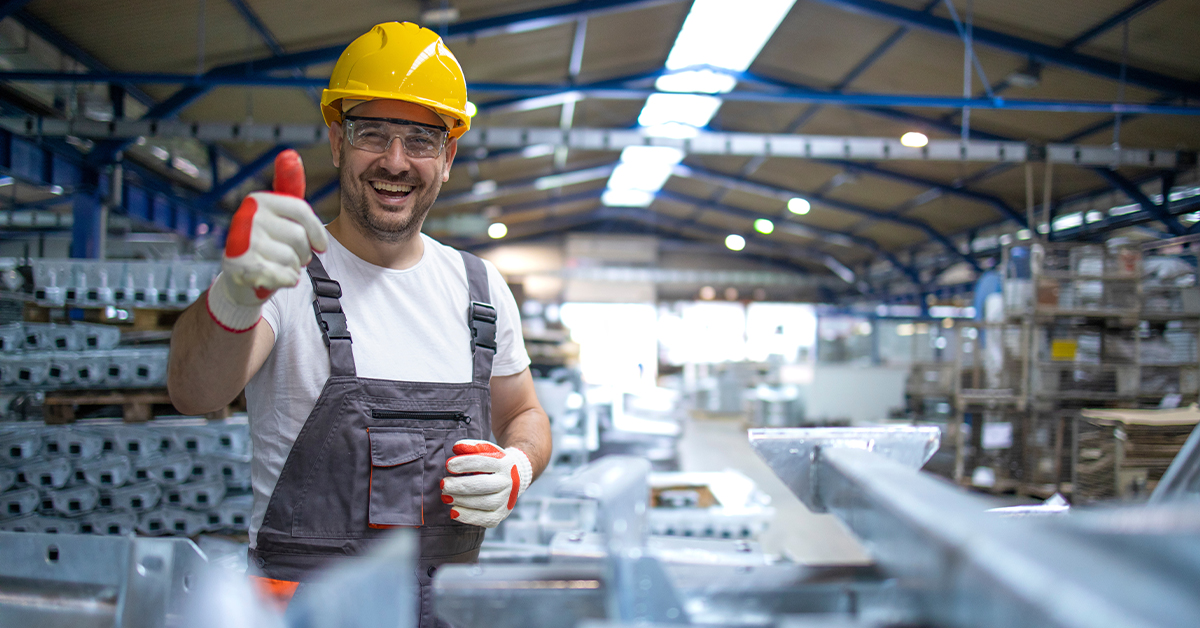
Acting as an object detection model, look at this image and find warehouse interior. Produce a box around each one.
[1,0,1199,626]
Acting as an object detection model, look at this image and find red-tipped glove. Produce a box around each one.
[206,150,329,332]
[440,440,533,528]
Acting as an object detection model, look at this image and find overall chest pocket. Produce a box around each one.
[367,428,426,527]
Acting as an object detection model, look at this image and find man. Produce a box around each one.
[167,22,551,626]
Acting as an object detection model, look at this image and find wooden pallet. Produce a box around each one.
[24,302,187,332]
[43,390,177,423]
[41,389,241,423]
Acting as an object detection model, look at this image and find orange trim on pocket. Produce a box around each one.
[249,575,299,611]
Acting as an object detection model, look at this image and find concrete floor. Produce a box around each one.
[678,415,871,565]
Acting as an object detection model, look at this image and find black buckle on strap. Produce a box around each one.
[312,301,352,346]
[310,276,342,299]
[469,301,497,351]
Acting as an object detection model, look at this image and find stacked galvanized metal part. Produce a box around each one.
[0,419,252,537]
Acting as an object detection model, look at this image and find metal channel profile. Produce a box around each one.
[0,116,1184,166]
[748,427,1200,628]
[747,426,940,512]
[0,531,206,628]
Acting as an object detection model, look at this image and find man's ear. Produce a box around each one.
[442,137,458,183]
[328,123,342,168]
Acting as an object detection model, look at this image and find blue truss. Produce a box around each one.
[813,0,1200,98]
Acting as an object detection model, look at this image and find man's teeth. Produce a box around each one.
[372,182,413,193]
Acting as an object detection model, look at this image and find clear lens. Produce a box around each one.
[345,119,446,158]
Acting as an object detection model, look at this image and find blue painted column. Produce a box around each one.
[70,193,103,258]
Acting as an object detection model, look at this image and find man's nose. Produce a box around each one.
[378,137,412,172]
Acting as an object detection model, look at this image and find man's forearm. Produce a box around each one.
[494,408,552,479]
[167,291,272,415]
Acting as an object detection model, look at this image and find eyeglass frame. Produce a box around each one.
[341,115,451,159]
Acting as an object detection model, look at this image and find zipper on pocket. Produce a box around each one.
[371,409,472,424]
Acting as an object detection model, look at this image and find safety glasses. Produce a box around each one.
[342,115,449,159]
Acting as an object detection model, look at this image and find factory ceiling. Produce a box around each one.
[1,0,1198,299]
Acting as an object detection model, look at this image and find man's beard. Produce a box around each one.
[339,166,441,243]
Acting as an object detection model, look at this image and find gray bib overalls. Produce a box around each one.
[247,251,498,628]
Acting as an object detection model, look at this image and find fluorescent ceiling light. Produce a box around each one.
[725,234,746,251]
[665,0,797,72]
[900,132,928,148]
[602,189,655,207]
[638,93,722,128]
[642,123,702,139]
[754,218,774,234]
[488,223,508,239]
[534,165,614,191]
[608,161,674,192]
[787,197,811,214]
[465,101,477,117]
[473,180,498,195]
[0,176,13,186]
[654,70,737,94]
[619,145,684,167]
[521,144,556,158]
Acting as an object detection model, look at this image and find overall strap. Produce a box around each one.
[306,255,356,377]
[460,251,496,386]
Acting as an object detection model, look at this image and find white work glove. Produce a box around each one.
[440,440,533,528]
[206,149,328,332]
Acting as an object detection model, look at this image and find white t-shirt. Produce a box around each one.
[244,233,529,545]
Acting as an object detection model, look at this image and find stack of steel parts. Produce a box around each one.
[3,424,1200,628]
[436,426,1200,628]
[29,259,218,308]
[487,378,770,560]
[0,418,252,536]
[0,322,170,391]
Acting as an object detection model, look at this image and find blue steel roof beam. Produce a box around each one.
[10,69,1200,115]
[812,0,1200,98]
[224,0,322,107]
[198,144,290,207]
[0,0,35,22]
[1092,168,1185,235]
[675,163,982,273]
[657,189,922,285]
[91,0,682,161]
[11,9,155,107]
[306,176,340,206]
[1062,0,1165,50]
[826,159,1027,227]
[745,0,939,175]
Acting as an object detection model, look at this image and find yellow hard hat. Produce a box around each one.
[321,22,470,138]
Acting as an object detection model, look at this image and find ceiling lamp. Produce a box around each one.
[754,218,774,234]
[725,234,746,251]
[787,197,810,215]
[900,132,929,148]
[487,223,508,239]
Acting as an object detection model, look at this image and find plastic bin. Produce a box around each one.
[42,428,105,460]
[47,484,101,516]
[81,510,138,536]
[165,480,227,511]
[16,457,72,489]
[1,487,41,518]
[76,454,133,488]
[102,482,162,512]
[0,323,23,352]
[138,506,207,536]
[0,514,80,534]
[0,429,42,462]
[74,323,122,351]
[10,352,51,387]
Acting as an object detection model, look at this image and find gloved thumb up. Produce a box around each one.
[206,149,329,332]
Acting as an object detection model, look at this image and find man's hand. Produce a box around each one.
[206,149,329,332]
[440,440,533,528]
